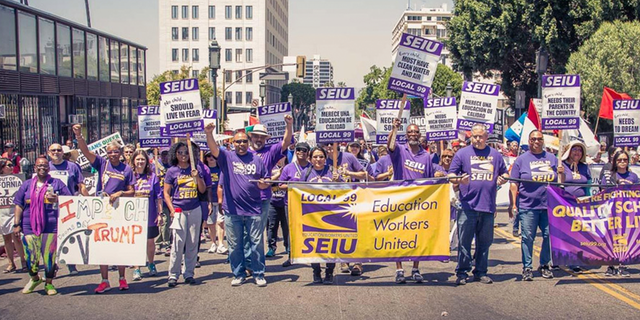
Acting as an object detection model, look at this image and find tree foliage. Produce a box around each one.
[566,21,640,128]
[448,0,640,102]
[280,82,316,108]
[147,65,214,108]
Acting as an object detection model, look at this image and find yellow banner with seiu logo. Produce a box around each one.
[288,181,450,263]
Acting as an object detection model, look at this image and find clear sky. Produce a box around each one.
[26,0,453,88]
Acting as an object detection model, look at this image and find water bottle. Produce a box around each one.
[46,185,54,197]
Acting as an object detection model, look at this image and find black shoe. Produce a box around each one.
[619,266,630,277]
[184,277,197,285]
[571,266,584,273]
[605,266,617,276]
[395,270,406,284]
[522,268,533,281]
[324,273,334,285]
[350,264,362,276]
[68,265,79,275]
[539,265,554,279]
[455,275,467,286]
[168,278,178,287]
[312,273,323,284]
[282,260,292,268]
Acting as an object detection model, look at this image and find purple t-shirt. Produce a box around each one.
[270,163,288,207]
[327,152,365,182]
[449,146,508,213]
[510,151,558,210]
[91,156,135,195]
[616,171,639,184]
[218,149,268,216]
[252,143,286,201]
[389,144,434,180]
[433,164,448,175]
[134,172,162,227]
[164,165,207,211]
[304,165,341,183]
[197,162,213,220]
[279,161,311,206]
[14,177,71,235]
[562,161,591,197]
[49,160,83,195]
[373,155,393,180]
[356,157,374,178]
[208,166,221,203]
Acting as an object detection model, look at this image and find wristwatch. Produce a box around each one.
[12,223,20,228]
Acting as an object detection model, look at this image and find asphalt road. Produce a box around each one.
[1,211,640,320]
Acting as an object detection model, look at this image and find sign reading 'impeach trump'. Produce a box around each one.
[288,182,450,263]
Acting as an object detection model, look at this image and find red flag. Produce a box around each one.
[249,116,260,125]
[527,99,541,130]
[361,111,370,119]
[599,87,632,120]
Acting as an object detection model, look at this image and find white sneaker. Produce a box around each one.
[231,277,246,286]
[255,276,267,287]
[208,243,218,254]
[217,245,228,254]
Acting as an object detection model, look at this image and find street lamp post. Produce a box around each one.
[288,93,295,130]
[536,47,549,99]
[259,81,266,106]
[208,39,221,131]
[446,82,453,98]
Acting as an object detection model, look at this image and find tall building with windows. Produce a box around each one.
[391,3,452,67]
[158,0,289,110]
[302,55,333,88]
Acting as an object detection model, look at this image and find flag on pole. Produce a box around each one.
[520,99,542,147]
[599,87,632,120]
[505,113,526,143]
[561,117,600,158]
[360,114,377,142]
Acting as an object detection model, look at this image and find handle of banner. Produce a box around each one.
[332,143,338,175]
[154,148,159,177]
[389,94,408,151]
[186,133,196,174]
[439,140,444,154]
[557,130,563,182]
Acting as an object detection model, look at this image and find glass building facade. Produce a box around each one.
[0,0,146,165]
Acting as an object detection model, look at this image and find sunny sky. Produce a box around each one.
[26,0,453,88]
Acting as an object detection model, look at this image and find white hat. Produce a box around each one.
[62,145,72,154]
[561,140,587,163]
[248,124,271,137]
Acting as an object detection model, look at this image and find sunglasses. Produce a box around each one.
[177,151,189,155]
[296,148,309,152]
[5,163,14,167]
[442,155,453,159]
[49,148,62,152]
[530,137,544,141]
[235,139,249,144]
[407,130,420,133]
[617,158,629,163]
[107,150,120,154]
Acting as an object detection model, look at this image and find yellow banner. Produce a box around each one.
[288,182,450,263]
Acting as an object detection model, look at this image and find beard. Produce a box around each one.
[408,140,419,146]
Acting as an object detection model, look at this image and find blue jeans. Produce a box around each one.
[455,209,494,277]
[519,209,551,269]
[244,200,270,265]
[225,213,266,278]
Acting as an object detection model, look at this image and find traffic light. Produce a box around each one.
[296,56,306,78]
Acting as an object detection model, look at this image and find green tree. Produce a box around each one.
[336,81,347,88]
[566,21,640,131]
[447,0,639,102]
[146,65,214,108]
[280,82,316,108]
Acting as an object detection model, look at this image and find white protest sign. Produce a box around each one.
[613,99,640,147]
[376,100,409,144]
[0,175,24,234]
[315,88,355,143]
[388,33,443,97]
[541,74,581,130]
[257,102,291,145]
[457,81,500,132]
[410,116,427,134]
[138,105,171,147]
[82,172,98,196]
[160,78,204,135]
[56,196,148,265]
[191,109,218,151]
[425,97,458,141]
[75,133,125,170]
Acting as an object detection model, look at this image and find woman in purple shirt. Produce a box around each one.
[130,150,163,281]
[304,147,340,284]
[164,141,207,287]
[73,124,135,294]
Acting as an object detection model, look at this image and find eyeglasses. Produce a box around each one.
[571,147,583,152]
[235,139,249,144]
[177,151,189,155]
[107,150,120,154]
[407,130,420,133]
[295,148,309,152]
[49,148,62,152]
[5,163,14,167]
[442,155,453,159]
[530,137,544,141]
[312,156,326,159]
[617,158,629,163]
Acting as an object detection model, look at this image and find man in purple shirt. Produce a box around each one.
[205,123,271,287]
[448,124,509,285]
[387,119,435,284]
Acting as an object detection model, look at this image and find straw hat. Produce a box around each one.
[561,140,587,163]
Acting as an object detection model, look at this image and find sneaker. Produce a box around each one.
[512,230,519,237]
[350,264,363,276]
[539,265,554,279]
[282,260,292,267]
[119,278,129,290]
[148,263,158,276]
[132,269,142,281]
[605,266,617,276]
[208,243,218,253]
[45,283,58,296]
[164,247,171,257]
[266,249,276,257]
[231,277,246,286]
[619,266,631,277]
[313,273,323,284]
[340,263,350,273]
[395,270,406,284]
[522,268,534,281]
[455,275,467,286]
[324,273,334,285]
[168,278,178,287]
[474,275,493,284]
[411,269,423,283]
[184,277,197,285]
[68,265,79,275]
[22,277,43,294]
[255,276,267,287]
[95,281,111,294]
[571,266,583,273]
[216,245,228,254]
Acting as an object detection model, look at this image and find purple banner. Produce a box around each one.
[139,138,171,148]
[426,131,458,141]
[457,119,494,133]
[398,33,444,56]
[137,105,161,115]
[462,81,500,96]
[375,99,410,110]
[376,134,407,145]
[316,130,354,143]
[425,97,456,109]
[316,88,355,101]
[159,78,200,95]
[257,102,291,116]
[165,120,204,135]
[548,185,640,266]
[387,77,430,98]
[541,117,580,130]
[542,75,581,88]
[613,99,640,110]
[614,136,640,147]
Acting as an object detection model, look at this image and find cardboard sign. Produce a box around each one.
[613,99,640,147]
[457,81,500,132]
[191,109,218,151]
[75,133,125,170]
[138,105,171,148]
[160,78,204,135]
[315,88,356,143]
[410,116,427,134]
[424,97,458,141]
[388,33,443,97]
[257,102,291,145]
[375,100,409,144]
[488,108,505,143]
[541,74,581,130]
[56,196,149,265]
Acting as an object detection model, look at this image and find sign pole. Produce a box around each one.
[186,133,196,174]
[389,94,408,151]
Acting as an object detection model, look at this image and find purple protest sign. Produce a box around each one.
[257,102,291,145]
[375,100,409,144]
[191,109,218,150]
[424,97,458,141]
[457,81,499,132]
[387,33,442,97]
[316,88,355,143]
[541,74,581,130]
[165,119,204,135]
[613,99,640,147]
[548,185,640,266]
[137,105,171,148]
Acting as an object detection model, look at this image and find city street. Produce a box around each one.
[1,210,639,320]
